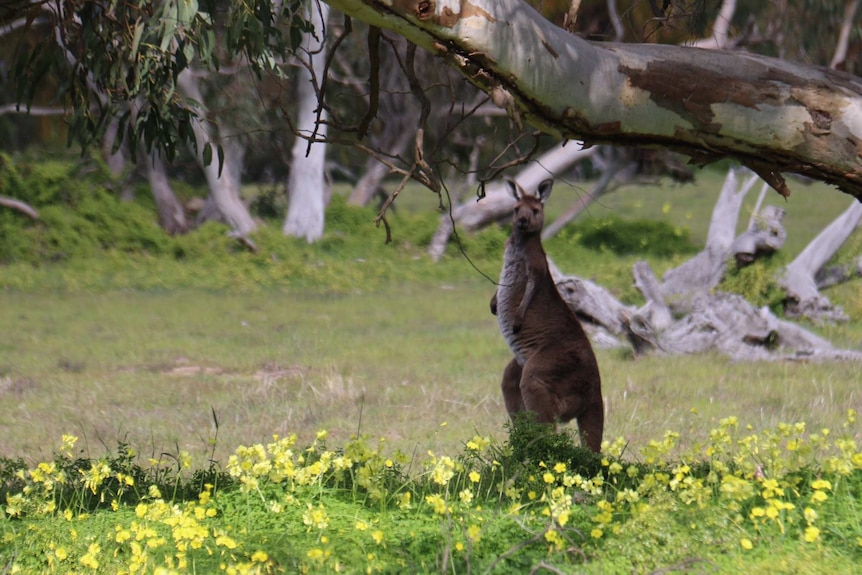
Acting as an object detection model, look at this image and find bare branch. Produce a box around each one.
[0,104,66,116]
[0,196,39,220]
[356,26,381,139]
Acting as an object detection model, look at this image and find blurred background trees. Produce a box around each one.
[1,0,860,239]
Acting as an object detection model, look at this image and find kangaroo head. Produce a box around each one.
[506,178,554,234]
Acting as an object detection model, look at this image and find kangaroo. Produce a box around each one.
[490,178,604,452]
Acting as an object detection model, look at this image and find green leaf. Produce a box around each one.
[130,19,144,61]
[183,42,195,67]
[160,2,178,52]
[176,0,198,27]
[217,144,224,178]
[203,141,212,166]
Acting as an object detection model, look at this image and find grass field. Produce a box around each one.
[1,286,860,470]
[1,166,860,467]
[2,165,861,573]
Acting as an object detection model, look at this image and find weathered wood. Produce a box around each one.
[781,199,862,321]
[660,168,759,310]
[548,258,634,334]
[631,261,673,331]
[548,262,862,362]
[731,205,787,266]
[816,256,862,289]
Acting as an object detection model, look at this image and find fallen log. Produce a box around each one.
[780,200,862,322]
[549,261,862,362]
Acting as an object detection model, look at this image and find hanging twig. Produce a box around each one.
[356,26,381,139]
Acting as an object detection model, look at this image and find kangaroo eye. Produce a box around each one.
[532,208,539,215]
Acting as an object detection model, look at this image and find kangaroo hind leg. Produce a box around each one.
[501,358,526,416]
[576,403,604,453]
[520,365,561,424]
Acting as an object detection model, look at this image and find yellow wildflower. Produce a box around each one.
[803,526,821,543]
[251,550,269,562]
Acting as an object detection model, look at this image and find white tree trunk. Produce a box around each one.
[688,0,736,50]
[139,149,189,235]
[829,0,860,69]
[284,1,330,243]
[324,0,862,200]
[176,70,257,236]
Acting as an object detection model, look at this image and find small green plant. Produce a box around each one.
[503,412,602,475]
[719,253,787,311]
[249,185,287,220]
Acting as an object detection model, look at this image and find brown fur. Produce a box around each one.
[490,179,604,452]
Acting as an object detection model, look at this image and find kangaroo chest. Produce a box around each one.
[496,241,532,364]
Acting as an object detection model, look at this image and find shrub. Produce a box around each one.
[0,154,167,264]
[558,216,696,257]
[719,253,787,311]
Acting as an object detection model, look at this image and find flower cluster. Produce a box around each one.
[1,413,861,573]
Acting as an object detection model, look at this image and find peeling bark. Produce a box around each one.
[324,0,862,200]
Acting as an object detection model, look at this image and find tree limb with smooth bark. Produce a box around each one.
[324,0,862,200]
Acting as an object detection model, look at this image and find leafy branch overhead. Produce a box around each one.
[324,0,862,200]
[10,0,312,164]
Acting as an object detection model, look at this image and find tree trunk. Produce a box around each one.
[324,0,862,200]
[284,1,330,243]
[176,70,257,237]
[139,149,189,235]
[101,115,127,180]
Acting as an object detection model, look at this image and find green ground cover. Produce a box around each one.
[1,157,861,573]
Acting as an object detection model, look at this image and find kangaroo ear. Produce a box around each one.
[536,179,554,203]
[504,177,523,201]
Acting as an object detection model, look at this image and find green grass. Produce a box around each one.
[1,161,861,573]
[1,286,860,472]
